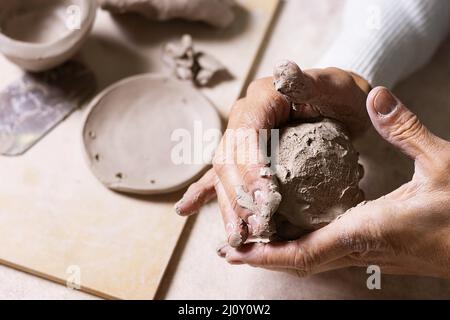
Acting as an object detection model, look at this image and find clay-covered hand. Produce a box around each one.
[175,61,371,247]
[97,0,236,28]
[217,87,450,280]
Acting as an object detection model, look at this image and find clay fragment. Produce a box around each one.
[98,0,236,28]
[235,183,282,239]
[162,35,227,86]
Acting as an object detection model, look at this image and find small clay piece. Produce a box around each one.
[162,35,227,86]
[273,60,316,107]
[83,74,221,195]
[0,61,96,156]
[235,183,282,239]
[98,0,236,28]
[273,120,364,240]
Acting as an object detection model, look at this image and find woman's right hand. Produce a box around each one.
[175,61,372,247]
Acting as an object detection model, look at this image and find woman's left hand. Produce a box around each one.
[217,87,450,279]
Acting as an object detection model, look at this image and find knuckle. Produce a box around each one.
[258,243,271,266]
[246,79,266,96]
[318,68,352,87]
[341,224,384,257]
[229,193,247,216]
[388,111,424,143]
[230,98,246,114]
[248,79,287,109]
[433,144,450,177]
[230,196,240,213]
[213,162,227,176]
[241,164,260,184]
[212,152,225,166]
[295,269,311,278]
[293,245,314,274]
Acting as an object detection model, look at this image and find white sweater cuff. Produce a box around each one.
[316,0,450,88]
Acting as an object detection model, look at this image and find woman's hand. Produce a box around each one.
[217,87,450,280]
[175,61,372,247]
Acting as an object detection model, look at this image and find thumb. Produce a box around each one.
[367,87,444,165]
[217,215,360,273]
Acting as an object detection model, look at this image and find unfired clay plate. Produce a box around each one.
[83,74,221,195]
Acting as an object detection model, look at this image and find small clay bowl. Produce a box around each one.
[0,0,97,72]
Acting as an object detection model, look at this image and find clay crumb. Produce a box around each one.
[259,167,274,178]
[163,34,227,87]
[174,199,183,216]
[235,185,256,212]
[98,0,236,28]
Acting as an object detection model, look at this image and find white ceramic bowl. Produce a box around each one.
[0,0,97,72]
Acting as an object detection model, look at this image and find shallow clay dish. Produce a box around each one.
[0,0,97,71]
[83,74,222,195]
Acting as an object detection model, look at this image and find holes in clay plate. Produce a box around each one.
[94,154,100,161]
[88,131,96,139]
[116,172,123,179]
[150,179,156,184]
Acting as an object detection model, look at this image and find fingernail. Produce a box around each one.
[225,222,242,248]
[228,232,243,248]
[374,89,398,115]
[216,243,228,257]
[174,200,183,216]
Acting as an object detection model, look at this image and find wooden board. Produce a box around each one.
[0,0,280,300]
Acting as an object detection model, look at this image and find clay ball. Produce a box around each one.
[273,119,364,240]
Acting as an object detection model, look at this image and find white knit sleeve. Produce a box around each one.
[316,0,450,88]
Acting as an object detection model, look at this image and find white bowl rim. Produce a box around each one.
[0,0,97,60]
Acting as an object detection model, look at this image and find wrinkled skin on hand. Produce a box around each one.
[97,0,236,28]
[217,87,450,280]
[175,61,371,247]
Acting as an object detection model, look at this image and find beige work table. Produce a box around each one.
[1,0,450,300]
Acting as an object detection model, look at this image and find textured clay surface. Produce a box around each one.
[273,120,364,240]
[162,34,226,86]
[98,0,236,28]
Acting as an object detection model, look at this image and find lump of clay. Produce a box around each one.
[97,0,236,28]
[273,120,364,240]
[162,34,227,86]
